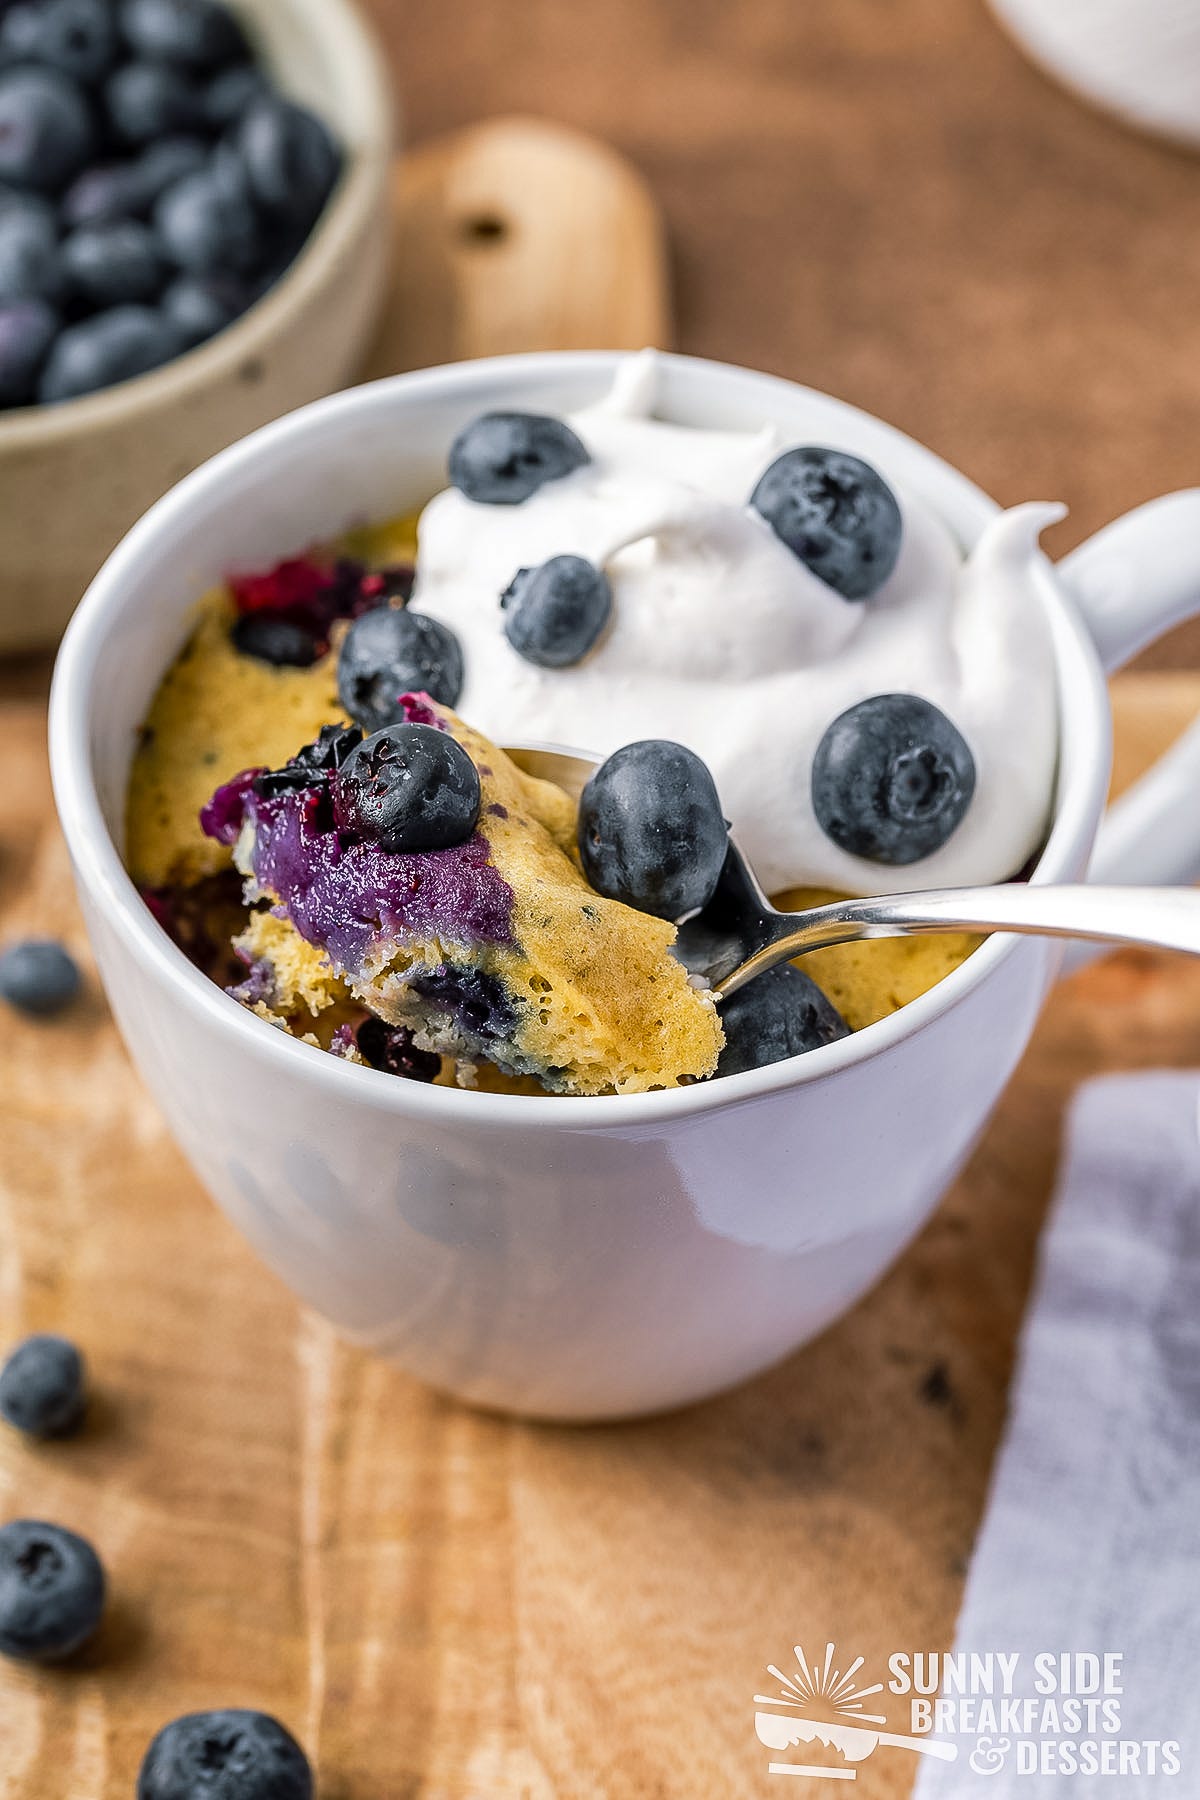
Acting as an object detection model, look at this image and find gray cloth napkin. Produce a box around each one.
[914,1071,1200,1798]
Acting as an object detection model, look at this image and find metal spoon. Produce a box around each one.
[506,745,1200,1000]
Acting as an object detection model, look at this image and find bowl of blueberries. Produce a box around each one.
[0,0,395,652]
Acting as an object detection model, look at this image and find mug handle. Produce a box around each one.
[1058,490,1200,891]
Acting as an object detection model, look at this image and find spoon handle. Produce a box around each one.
[715,884,1200,1000]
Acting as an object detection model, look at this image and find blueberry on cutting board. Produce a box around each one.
[0,939,81,1015]
[0,1334,86,1437]
[0,1519,106,1661]
[137,1711,313,1800]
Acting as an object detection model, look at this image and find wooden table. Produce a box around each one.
[360,0,1200,668]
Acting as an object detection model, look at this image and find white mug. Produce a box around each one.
[48,352,1200,1421]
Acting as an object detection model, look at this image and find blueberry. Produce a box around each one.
[61,160,146,227]
[0,1335,86,1437]
[0,939,81,1013]
[716,963,850,1077]
[237,96,339,228]
[132,132,208,202]
[105,60,203,144]
[356,1017,441,1082]
[0,1520,105,1661]
[0,195,62,302]
[337,605,464,730]
[120,0,250,71]
[578,740,728,921]
[448,411,590,504]
[161,269,238,344]
[137,1710,312,1800]
[0,69,95,193]
[38,302,181,400]
[203,61,267,130]
[1,0,119,86]
[501,555,612,669]
[231,612,320,668]
[750,446,903,601]
[812,693,976,865]
[332,723,482,854]
[62,218,164,304]
[0,297,59,403]
[154,159,260,275]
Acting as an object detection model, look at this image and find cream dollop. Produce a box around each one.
[410,354,1060,895]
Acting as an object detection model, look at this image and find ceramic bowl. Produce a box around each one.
[0,0,395,654]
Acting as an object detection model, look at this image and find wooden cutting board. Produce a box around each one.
[2,121,1200,1798]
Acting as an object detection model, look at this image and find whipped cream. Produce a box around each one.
[410,353,1060,896]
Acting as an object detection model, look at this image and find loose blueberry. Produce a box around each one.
[38,302,180,400]
[501,554,612,669]
[154,159,259,274]
[0,196,63,303]
[0,297,59,404]
[337,605,464,729]
[137,1710,312,1800]
[203,61,267,129]
[0,69,95,193]
[448,411,590,504]
[105,60,203,144]
[578,740,728,921]
[812,692,976,864]
[356,1017,441,1082]
[237,96,338,228]
[120,0,250,71]
[1,0,119,85]
[749,446,903,601]
[160,270,238,344]
[231,612,320,668]
[332,723,482,854]
[0,1520,105,1661]
[716,963,850,1077]
[0,1336,86,1438]
[0,939,81,1014]
[62,218,165,305]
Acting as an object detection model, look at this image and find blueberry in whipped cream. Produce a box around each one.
[748,445,903,600]
[448,410,590,504]
[812,693,977,865]
[501,554,612,669]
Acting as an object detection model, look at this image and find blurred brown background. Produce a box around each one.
[361,0,1200,667]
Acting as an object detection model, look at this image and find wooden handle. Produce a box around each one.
[363,114,671,374]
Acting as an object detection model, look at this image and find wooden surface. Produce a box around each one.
[360,0,1200,669]
[3,667,1200,1794]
